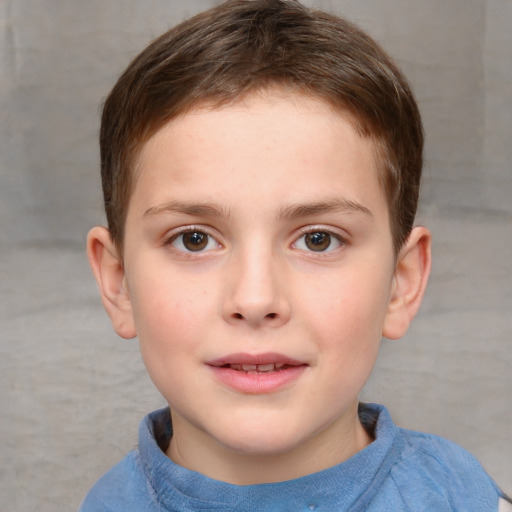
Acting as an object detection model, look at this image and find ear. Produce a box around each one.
[86,226,137,339]
[382,226,431,340]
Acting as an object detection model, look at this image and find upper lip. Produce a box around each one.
[206,352,306,367]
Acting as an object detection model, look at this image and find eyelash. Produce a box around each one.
[164,226,221,253]
[163,226,347,255]
[293,226,347,254]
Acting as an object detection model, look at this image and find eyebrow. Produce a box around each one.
[143,201,230,218]
[143,197,373,220]
[277,198,373,219]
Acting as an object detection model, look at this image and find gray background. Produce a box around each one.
[1,0,511,510]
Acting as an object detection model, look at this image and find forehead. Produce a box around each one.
[130,91,387,220]
[135,89,378,167]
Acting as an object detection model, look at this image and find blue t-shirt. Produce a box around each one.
[80,403,509,511]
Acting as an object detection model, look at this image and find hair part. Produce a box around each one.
[100,0,423,253]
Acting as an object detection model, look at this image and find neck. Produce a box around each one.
[166,405,373,485]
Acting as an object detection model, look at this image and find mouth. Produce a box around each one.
[217,362,294,373]
[206,353,307,393]
[207,352,306,370]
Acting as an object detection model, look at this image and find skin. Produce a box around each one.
[88,90,431,485]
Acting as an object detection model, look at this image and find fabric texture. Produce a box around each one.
[79,403,506,511]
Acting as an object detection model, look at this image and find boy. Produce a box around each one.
[81,0,510,510]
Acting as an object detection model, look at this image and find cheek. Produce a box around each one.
[128,271,213,369]
[132,289,206,402]
[311,280,387,396]
[303,268,391,351]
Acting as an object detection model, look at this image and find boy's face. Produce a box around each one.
[90,90,430,482]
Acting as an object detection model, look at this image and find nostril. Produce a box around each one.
[233,313,244,319]
[266,313,277,319]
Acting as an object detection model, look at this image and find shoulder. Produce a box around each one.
[79,408,172,512]
[389,426,504,510]
[79,451,156,512]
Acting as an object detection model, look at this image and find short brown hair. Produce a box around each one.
[100,0,423,252]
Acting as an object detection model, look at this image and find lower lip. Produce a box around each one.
[208,365,307,394]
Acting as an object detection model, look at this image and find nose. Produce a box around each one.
[222,246,291,329]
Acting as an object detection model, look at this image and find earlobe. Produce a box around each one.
[86,227,137,339]
[382,226,431,340]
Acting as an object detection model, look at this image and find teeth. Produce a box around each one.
[257,363,275,372]
[229,363,287,372]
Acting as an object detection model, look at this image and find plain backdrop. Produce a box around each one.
[1,1,511,510]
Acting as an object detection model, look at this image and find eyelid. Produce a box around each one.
[291,225,349,252]
[294,224,349,240]
[164,225,223,251]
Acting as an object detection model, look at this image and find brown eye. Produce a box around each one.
[182,231,209,251]
[169,229,220,253]
[304,231,332,251]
